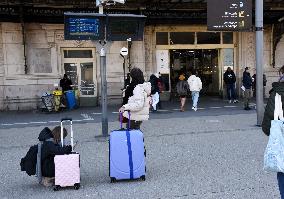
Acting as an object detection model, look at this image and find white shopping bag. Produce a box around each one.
[264,93,284,172]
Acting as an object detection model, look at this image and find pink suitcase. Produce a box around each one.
[54,118,80,191]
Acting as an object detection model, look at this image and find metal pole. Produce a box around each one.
[100,48,108,136]
[255,0,264,126]
[123,56,126,88]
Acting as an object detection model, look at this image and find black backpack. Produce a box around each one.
[20,145,38,176]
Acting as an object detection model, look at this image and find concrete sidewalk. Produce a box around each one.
[0,97,258,129]
[0,112,279,199]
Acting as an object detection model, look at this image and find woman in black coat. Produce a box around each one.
[262,65,284,198]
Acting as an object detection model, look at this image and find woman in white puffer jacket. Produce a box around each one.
[119,68,151,129]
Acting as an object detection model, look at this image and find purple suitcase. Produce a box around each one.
[109,113,146,182]
[54,118,80,191]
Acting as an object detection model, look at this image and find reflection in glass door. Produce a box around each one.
[80,62,94,96]
[64,63,78,90]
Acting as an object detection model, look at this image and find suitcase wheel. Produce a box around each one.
[53,185,60,191]
[110,177,116,183]
[141,175,146,181]
[74,183,80,190]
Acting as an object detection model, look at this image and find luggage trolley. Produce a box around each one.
[41,93,55,112]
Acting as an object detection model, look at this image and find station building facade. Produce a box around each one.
[0,3,283,110]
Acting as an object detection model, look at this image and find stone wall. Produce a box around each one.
[0,22,146,110]
[238,26,282,98]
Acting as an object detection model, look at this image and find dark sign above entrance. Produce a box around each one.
[107,14,146,41]
[64,13,146,41]
[64,13,106,40]
[207,0,252,31]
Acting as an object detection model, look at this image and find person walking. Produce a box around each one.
[224,67,238,103]
[149,73,160,112]
[262,65,284,198]
[187,69,202,111]
[176,73,189,112]
[242,67,253,110]
[119,67,151,130]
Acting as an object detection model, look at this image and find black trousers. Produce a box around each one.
[127,120,142,129]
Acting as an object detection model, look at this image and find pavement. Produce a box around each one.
[0,97,278,199]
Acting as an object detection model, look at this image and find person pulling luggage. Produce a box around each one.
[119,67,151,129]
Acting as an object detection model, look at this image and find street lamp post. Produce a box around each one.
[255,0,264,126]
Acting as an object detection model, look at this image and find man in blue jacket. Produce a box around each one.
[242,67,253,110]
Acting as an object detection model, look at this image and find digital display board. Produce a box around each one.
[207,0,252,31]
[64,13,146,41]
[107,15,146,41]
[64,13,106,40]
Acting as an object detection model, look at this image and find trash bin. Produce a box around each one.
[65,90,76,110]
[53,90,63,112]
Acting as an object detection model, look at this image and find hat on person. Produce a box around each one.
[245,67,249,70]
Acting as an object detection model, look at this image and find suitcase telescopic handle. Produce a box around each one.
[60,118,74,152]
[61,118,72,122]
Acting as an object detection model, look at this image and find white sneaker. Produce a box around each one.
[233,100,238,103]
[193,107,197,111]
[192,107,194,110]
[229,100,232,103]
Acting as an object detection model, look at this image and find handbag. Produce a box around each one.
[264,93,284,172]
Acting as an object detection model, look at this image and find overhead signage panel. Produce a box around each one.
[107,14,146,41]
[64,13,106,40]
[64,13,146,41]
[207,0,252,31]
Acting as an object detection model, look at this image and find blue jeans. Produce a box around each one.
[226,84,236,100]
[278,172,284,199]
[191,91,199,108]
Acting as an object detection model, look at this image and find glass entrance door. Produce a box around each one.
[170,49,220,96]
[62,49,96,98]
[80,62,95,96]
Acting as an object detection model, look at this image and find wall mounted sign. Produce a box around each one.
[207,0,252,31]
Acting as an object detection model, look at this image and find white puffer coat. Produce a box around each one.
[187,75,202,92]
[123,82,151,121]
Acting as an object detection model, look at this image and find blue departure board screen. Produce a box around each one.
[64,13,105,40]
[69,18,100,36]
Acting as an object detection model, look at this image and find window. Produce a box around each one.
[156,32,168,45]
[197,32,220,44]
[170,32,195,44]
[64,50,93,58]
[222,32,233,44]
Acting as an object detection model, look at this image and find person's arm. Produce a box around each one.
[45,142,72,155]
[233,73,236,83]
[123,86,146,112]
[198,78,202,90]
[262,92,276,136]
[223,73,228,84]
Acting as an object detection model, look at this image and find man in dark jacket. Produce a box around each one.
[224,67,238,103]
[59,74,72,92]
[262,81,284,198]
[242,67,253,110]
